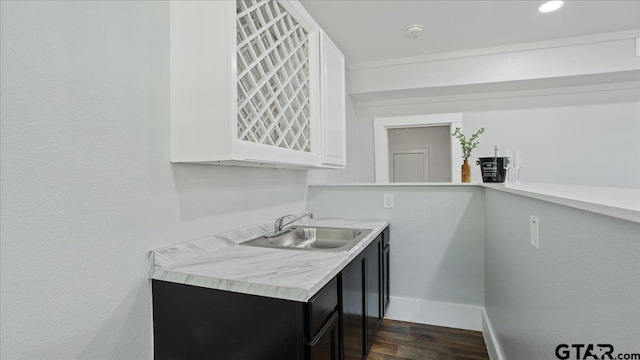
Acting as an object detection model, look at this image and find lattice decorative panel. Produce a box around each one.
[236,0,311,152]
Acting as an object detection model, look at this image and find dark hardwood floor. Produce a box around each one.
[367,319,490,360]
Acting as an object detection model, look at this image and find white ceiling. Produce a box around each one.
[300,0,640,66]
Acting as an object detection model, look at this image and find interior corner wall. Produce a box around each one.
[307,185,486,330]
[352,88,640,188]
[484,189,640,358]
[0,2,308,358]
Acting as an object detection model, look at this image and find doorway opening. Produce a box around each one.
[374,113,463,183]
[388,126,451,183]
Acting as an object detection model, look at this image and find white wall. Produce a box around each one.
[309,32,640,188]
[307,185,485,330]
[0,2,308,358]
[347,88,640,188]
[484,189,640,358]
[387,126,451,182]
[464,101,640,188]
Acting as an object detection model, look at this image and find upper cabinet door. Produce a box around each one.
[170,0,321,167]
[234,0,321,166]
[318,30,347,168]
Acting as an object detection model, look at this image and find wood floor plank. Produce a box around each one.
[380,355,415,360]
[368,319,490,360]
[370,341,399,356]
[396,345,449,360]
[376,320,410,340]
[367,352,387,360]
[374,333,457,355]
[408,332,488,352]
[449,347,491,359]
[410,324,484,338]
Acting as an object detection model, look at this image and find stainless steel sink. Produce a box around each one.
[240,227,372,252]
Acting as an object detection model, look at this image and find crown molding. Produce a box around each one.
[347,30,640,71]
[355,81,640,109]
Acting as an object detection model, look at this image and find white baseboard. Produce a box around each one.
[384,296,483,331]
[482,309,505,360]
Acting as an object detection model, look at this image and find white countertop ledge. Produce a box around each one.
[309,182,639,223]
[481,182,640,223]
[308,182,479,187]
[148,216,389,302]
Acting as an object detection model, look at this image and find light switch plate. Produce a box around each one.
[383,194,394,208]
[530,215,540,249]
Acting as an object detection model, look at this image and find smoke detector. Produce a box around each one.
[405,24,423,37]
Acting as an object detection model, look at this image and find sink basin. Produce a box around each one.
[241,227,372,252]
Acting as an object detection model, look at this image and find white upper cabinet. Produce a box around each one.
[170,0,346,169]
[316,30,346,168]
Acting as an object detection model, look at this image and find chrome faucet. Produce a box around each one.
[268,212,313,237]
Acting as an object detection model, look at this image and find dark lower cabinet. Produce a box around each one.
[307,278,340,360]
[382,243,390,316]
[307,312,340,360]
[365,234,382,350]
[341,251,365,360]
[151,226,390,360]
[341,226,390,359]
[382,226,391,316]
[152,280,305,360]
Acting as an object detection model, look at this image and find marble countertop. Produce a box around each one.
[148,216,389,302]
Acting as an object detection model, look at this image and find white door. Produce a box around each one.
[390,149,429,183]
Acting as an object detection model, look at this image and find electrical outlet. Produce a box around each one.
[383,194,394,208]
[530,215,540,249]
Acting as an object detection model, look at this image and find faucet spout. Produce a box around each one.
[274,217,285,234]
[268,212,313,237]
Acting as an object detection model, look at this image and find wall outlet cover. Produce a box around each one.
[530,215,540,249]
[383,194,394,208]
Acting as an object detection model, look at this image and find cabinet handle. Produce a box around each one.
[307,311,339,346]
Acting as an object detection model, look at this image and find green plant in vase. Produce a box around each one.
[452,127,485,182]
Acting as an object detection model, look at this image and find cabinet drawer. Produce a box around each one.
[307,311,339,360]
[308,277,338,336]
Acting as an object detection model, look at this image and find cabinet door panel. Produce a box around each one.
[366,235,382,350]
[341,253,365,360]
[319,30,346,167]
[383,244,390,316]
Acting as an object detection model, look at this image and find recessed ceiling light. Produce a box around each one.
[539,1,564,13]
[405,24,423,37]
